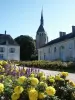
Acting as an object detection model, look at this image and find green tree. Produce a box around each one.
[14,35,35,61]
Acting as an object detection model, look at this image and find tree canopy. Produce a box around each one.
[14,35,35,61]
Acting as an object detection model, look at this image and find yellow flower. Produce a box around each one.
[61,72,68,77]
[14,86,24,94]
[70,81,75,87]
[59,78,64,81]
[46,86,56,96]
[38,92,46,99]
[2,61,8,65]
[49,78,55,83]
[17,76,27,84]
[30,77,39,86]
[0,61,2,65]
[30,73,35,77]
[0,65,2,69]
[27,87,35,93]
[11,93,20,100]
[0,83,4,93]
[29,89,38,100]
[49,76,55,79]
[40,75,46,81]
[38,72,44,77]
[55,75,60,80]
[40,82,48,87]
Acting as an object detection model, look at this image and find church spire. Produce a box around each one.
[40,8,44,26]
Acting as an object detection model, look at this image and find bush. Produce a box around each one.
[17,60,75,72]
[30,54,38,61]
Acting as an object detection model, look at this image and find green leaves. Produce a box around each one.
[15,35,35,61]
[44,95,60,100]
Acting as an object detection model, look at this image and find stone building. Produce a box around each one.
[0,31,20,60]
[38,26,75,61]
[36,9,48,51]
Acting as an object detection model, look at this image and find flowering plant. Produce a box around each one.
[0,60,75,100]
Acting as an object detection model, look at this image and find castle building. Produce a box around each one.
[36,9,48,50]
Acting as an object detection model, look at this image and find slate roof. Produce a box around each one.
[37,25,45,33]
[40,32,75,48]
[0,34,19,46]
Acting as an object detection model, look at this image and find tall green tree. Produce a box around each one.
[14,35,35,61]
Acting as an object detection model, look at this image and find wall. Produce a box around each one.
[38,37,75,61]
[36,32,48,50]
[0,45,20,60]
[7,46,20,60]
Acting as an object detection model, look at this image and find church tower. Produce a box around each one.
[36,9,48,50]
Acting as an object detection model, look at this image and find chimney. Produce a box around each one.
[72,26,75,33]
[59,31,66,37]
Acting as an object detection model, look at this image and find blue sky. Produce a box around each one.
[0,0,75,41]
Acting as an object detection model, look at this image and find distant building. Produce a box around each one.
[38,26,75,61]
[36,9,48,51]
[0,31,20,60]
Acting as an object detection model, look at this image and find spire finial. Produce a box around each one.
[41,7,43,17]
[40,7,44,26]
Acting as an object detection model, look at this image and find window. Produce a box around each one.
[44,53,46,60]
[0,54,3,59]
[74,40,75,48]
[59,46,64,50]
[54,47,56,52]
[9,48,15,53]
[40,51,41,59]
[61,46,64,49]
[0,47,4,52]
[69,44,72,49]
[48,48,50,53]
[42,33,43,36]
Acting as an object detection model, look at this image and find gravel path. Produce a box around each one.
[39,69,75,82]
[22,66,75,82]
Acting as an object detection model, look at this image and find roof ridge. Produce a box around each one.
[40,32,74,48]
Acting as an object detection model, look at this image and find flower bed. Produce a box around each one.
[0,60,75,100]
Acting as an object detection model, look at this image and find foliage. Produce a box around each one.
[31,54,38,61]
[0,60,75,100]
[14,35,35,61]
[17,60,75,72]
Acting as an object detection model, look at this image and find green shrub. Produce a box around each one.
[15,60,75,72]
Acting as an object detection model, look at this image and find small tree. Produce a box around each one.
[15,35,35,61]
